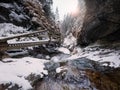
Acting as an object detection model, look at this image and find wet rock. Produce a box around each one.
[0,84,20,90]
[77,0,120,46]
[34,58,120,90]
[28,45,61,57]
[7,49,29,58]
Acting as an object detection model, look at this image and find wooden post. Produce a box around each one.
[0,51,4,60]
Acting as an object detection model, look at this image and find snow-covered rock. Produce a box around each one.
[57,47,70,54]
[0,57,48,90]
[63,33,76,48]
[0,23,27,38]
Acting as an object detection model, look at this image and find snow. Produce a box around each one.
[67,46,120,68]
[56,67,68,73]
[51,56,59,62]
[57,47,70,54]
[9,11,27,22]
[0,23,50,89]
[8,39,49,44]
[0,3,13,9]
[0,74,32,90]
[52,42,120,68]
[45,55,50,59]
[0,23,47,43]
[51,54,71,62]
[0,20,119,90]
[0,23,27,38]
[0,57,48,89]
[61,34,120,68]
[63,33,76,47]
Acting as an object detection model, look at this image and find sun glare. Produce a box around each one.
[65,0,78,13]
[53,0,79,20]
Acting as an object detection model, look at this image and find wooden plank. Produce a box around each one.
[0,30,48,42]
[0,39,57,51]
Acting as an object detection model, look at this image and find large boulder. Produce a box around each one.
[77,0,120,46]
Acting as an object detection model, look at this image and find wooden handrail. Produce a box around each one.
[0,30,47,42]
[0,39,58,51]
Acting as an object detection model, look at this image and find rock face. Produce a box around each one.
[77,0,120,46]
[34,58,120,90]
[0,0,53,29]
[0,0,30,27]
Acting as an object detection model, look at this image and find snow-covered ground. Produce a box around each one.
[0,57,48,90]
[0,23,42,43]
[56,35,120,68]
[0,23,27,38]
[55,46,120,68]
[67,46,120,67]
[0,46,119,89]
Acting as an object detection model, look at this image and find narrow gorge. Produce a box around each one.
[0,0,120,90]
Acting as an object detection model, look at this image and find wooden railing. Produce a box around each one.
[0,29,61,51]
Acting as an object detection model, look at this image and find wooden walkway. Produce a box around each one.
[0,29,61,51]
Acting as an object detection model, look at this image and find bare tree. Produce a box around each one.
[60,0,86,38]
[61,14,75,37]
